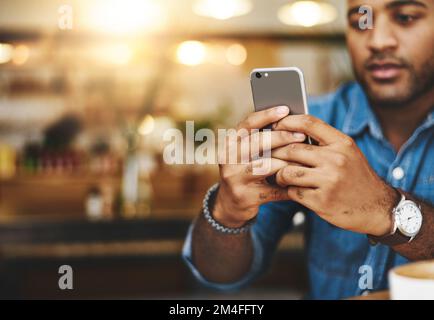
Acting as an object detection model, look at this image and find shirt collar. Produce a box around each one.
[424,108,434,128]
[342,82,434,139]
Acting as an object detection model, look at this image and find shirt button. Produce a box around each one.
[392,167,405,180]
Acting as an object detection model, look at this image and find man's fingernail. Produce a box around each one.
[293,132,306,139]
[275,106,289,115]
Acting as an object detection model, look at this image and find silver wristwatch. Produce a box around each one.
[369,192,423,246]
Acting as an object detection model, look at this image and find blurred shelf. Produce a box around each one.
[0,217,303,259]
[0,240,183,259]
[0,30,346,45]
[0,168,217,219]
[1,173,121,184]
[0,218,191,244]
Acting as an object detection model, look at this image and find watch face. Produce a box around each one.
[396,201,422,237]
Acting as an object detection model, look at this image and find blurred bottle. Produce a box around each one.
[0,144,17,180]
[100,181,115,220]
[137,152,155,218]
[88,140,120,176]
[136,170,152,218]
[121,152,154,219]
[22,143,42,175]
[121,152,139,218]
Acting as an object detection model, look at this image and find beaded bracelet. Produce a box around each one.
[202,183,253,235]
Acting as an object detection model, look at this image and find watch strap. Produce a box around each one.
[368,229,411,246]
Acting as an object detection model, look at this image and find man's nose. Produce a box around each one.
[367,15,398,53]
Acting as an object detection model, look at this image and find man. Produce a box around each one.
[182,0,434,299]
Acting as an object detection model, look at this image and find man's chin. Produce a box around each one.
[362,79,413,107]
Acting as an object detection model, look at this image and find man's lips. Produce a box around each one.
[365,61,406,80]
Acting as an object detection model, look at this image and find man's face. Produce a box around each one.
[346,0,434,106]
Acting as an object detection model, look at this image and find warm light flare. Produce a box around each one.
[193,0,252,20]
[0,43,13,64]
[12,45,30,65]
[278,1,337,27]
[176,41,207,66]
[138,115,155,136]
[87,0,166,34]
[225,43,247,66]
[94,43,133,65]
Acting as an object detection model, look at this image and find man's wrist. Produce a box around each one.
[213,191,249,229]
[369,186,400,237]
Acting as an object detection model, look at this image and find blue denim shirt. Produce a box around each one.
[182,82,434,299]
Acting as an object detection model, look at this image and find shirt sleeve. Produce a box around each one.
[182,200,302,292]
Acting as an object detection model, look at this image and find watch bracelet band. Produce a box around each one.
[202,183,254,235]
[368,191,412,246]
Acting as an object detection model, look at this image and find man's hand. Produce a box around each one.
[272,114,399,236]
[213,106,307,228]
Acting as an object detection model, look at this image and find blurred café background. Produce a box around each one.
[0,0,353,299]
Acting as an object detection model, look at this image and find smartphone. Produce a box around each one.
[250,67,311,185]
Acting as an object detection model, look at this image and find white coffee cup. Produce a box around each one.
[389,260,434,300]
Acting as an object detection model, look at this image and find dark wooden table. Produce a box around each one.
[0,217,307,299]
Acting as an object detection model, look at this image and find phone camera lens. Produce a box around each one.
[255,72,262,79]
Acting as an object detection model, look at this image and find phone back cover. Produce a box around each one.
[250,68,307,116]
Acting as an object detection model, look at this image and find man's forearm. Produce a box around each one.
[191,212,254,284]
[391,192,434,261]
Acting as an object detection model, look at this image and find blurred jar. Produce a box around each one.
[121,152,154,219]
[0,144,17,180]
[85,186,104,221]
[85,184,115,221]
